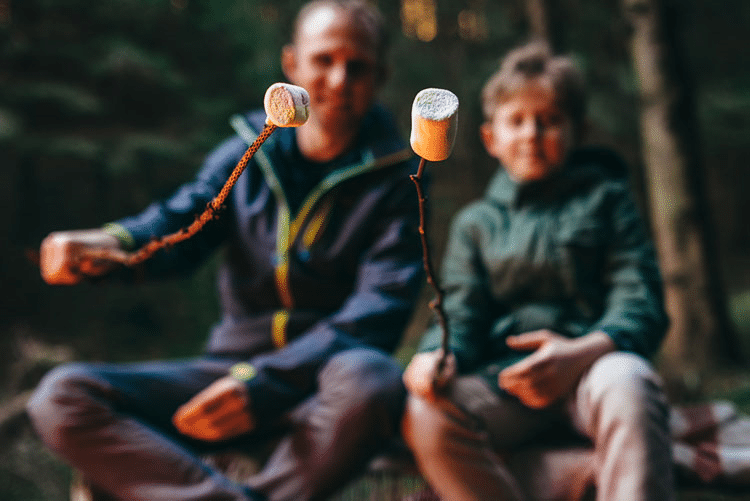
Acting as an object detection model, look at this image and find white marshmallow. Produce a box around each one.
[410,88,459,162]
[264,83,310,127]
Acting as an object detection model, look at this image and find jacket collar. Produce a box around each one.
[485,147,629,208]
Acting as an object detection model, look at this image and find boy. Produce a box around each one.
[401,41,675,500]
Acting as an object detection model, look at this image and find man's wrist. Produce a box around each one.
[229,362,257,382]
[101,223,135,250]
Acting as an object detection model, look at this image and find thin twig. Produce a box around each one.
[81,123,278,268]
[410,157,451,377]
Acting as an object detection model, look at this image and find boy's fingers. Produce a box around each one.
[506,330,554,350]
[500,352,535,378]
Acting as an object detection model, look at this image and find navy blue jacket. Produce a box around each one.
[111,104,424,421]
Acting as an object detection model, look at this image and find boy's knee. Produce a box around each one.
[584,352,668,425]
[401,396,451,456]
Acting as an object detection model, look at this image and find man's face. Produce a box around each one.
[283,6,380,133]
[481,83,574,183]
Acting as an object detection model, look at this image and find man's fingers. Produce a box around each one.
[213,410,255,438]
[40,230,124,284]
[40,235,80,284]
[175,389,239,424]
[173,398,253,441]
[173,376,251,436]
[174,395,217,423]
[175,410,254,442]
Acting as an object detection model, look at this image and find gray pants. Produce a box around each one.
[26,348,405,501]
[402,352,675,501]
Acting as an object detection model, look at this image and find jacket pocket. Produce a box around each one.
[556,221,607,319]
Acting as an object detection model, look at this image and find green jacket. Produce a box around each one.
[419,147,669,380]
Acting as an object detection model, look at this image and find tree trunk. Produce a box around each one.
[524,0,565,52]
[621,0,742,386]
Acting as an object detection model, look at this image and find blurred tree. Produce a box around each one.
[621,0,743,385]
[523,0,565,52]
[0,0,287,363]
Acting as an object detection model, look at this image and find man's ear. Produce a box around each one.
[281,44,297,82]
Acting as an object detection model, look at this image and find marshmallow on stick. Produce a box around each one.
[410,88,459,162]
[41,83,311,285]
[408,88,459,385]
[264,83,310,127]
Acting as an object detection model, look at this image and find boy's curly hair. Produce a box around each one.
[481,41,587,140]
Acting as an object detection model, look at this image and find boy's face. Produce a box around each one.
[282,6,381,135]
[481,83,574,183]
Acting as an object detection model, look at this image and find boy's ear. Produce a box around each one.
[479,122,495,153]
[281,44,297,83]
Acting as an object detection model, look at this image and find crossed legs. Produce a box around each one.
[402,352,675,501]
[26,348,405,501]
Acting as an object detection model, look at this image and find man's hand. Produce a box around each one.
[403,349,457,401]
[172,376,255,442]
[40,229,124,284]
[498,330,615,409]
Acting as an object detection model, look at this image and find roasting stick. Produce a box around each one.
[409,88,459,385]
[42,83,309,281]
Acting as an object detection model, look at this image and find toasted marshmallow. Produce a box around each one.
[410,88,459,162]
[264,83,310,127]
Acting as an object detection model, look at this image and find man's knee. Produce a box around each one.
[26,362,104,450]
[320,348,404,402]
[315,349,405,436]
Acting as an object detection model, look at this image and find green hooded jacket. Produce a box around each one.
[419,147,669,384]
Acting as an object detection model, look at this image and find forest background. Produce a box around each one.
[1,0,749,499]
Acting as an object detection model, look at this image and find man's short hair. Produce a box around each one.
[481,41,587,138]
[292,0,390,76]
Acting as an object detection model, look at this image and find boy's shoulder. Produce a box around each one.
[449,196,503,235]
[546,145,633,203]
[567,146,630,180]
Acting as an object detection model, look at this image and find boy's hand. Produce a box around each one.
[403,349,457,401]
[498,330,615,409]
[40,229,123,284]
[172,376,255,442]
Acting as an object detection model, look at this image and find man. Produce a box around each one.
[26,2,423,500]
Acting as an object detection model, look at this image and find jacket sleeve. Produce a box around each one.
[590,184,669,358]
[112,136,247,277]
[242,162,425,421]
[417,205,494,372]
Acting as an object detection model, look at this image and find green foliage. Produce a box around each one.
[0,0,282,364]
